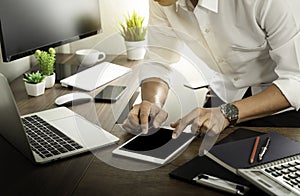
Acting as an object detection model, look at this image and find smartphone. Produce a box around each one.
[94,85,127,103]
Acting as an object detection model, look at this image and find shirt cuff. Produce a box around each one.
[273,79,300,110]
[270,31,300,110]
[138,62,171,86]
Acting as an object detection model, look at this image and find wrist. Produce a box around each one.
[141,78,169,109]
[222,116,230,128]
[142,99,162,108]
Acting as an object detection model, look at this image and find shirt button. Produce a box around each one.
[234,77,239,81]
[204,28,210,33]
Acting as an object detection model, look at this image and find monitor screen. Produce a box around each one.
[0,0,101,62]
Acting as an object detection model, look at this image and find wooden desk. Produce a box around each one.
[2,55,300,196]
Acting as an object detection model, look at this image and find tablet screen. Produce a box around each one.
[118,128,195,160]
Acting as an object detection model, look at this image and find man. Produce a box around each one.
[122,0,300,140]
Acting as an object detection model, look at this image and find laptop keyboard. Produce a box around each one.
[21,115,83,158]
[262,159,300,193]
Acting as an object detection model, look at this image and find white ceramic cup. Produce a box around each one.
[75,49,106,66]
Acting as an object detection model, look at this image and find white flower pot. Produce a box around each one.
[45,73,56,88]
[125,40,146,60]
[24,81,45,97]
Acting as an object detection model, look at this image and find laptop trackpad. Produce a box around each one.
[51,115,118,149]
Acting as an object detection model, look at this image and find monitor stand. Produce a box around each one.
[54,53,81,82]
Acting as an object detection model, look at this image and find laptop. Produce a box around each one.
[238,156,300,196]
[60,62,131,91]
[0,73,119,164]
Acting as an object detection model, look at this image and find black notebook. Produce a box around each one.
[205,131,300,174]
[169,128,264,195]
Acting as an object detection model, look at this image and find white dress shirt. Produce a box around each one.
[140,0,300,110]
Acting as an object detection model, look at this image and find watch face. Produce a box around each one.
[221,103,238,121]
[228,105,238,120]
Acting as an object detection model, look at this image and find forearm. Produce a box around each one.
[141,78,169,108]
[233,84,291,123]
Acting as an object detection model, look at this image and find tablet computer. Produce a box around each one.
[112,127,196,165]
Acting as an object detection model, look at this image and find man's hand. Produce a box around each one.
[122,100,168,134]
[170,107,229,139]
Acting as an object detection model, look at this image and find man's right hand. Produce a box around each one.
[122,100,168,134]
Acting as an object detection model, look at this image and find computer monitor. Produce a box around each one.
[0,0,102,62]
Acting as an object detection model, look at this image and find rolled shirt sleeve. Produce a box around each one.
[259,0,300,110]
[139,62,172,85]
[138,0,183,86]
[270,32,300,110]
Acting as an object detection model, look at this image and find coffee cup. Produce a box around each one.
[75,49,106,66]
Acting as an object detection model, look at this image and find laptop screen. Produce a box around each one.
[0,73,35,162]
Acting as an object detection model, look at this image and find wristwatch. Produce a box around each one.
[220,103,239,127]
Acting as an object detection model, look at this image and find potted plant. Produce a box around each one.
[119,11,147,60]
[23,71,46,97]
[35,48,56,88]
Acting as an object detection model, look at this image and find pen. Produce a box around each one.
[258,137,271,161]
[250,136,260,164]
[193,174,250,195]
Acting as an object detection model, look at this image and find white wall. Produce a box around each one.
[70,0,149,54]
[0,0,149,82]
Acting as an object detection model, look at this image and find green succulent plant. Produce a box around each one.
[23,71,45,84]
[35,48,56,76]
[119,11,147,41]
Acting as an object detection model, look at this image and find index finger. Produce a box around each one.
[122,105,141,132]
[172,108,200,138]
[139,102,151,134]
